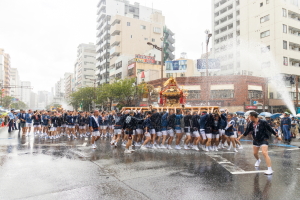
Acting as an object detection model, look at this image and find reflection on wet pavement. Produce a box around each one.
[0,128,300,200]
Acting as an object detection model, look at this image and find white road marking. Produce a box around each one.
[286,148,300,151]
[297,168,300,170]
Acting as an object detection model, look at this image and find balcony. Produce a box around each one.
[288,10,300,24]
[97,4,106,16]
[110,46,121,57]
[110,35,121,47]
[110,24,121,36]
[111,17,121,26]
[96,61,101,68]
[290,58,300,67]
[96,53,101,60]
[289,42,300,53]
[289,26,300,37]
[96,45,101,53]
[167,43,175,52]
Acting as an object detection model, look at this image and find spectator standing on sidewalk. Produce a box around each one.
[8,109,15,133]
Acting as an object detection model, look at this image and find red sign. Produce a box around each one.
[139,104,148,107]
[245,106,257,109]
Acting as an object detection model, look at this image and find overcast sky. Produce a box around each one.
[0,0,211,93]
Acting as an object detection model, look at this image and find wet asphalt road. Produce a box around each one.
[1,128,300,200]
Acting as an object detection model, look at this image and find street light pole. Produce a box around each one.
[147,39,164,88]
[205,30,212,105]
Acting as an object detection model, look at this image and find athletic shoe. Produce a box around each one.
[183,145,190,150]
[156,144,161,149]
[227,147,231,151]
[202,146,206,151]
[67,135,71,139]
[167,145,173,150]
[192,145,199,151]
[233,148,238,152]
[122,142,126,147]
[175,145,181,150]
[264,169,274,175]
[238,146,243,150]
[94,143,97,148]
[152,145,157,149]
[215,147,218,152]
[110,140,116,145]
[124,149,132,154]
[135,142,141,147]
[205,146,209,152]
[129,147,135,152]
[160,144,167,149]
[91,144,96,149]
[255,159,261,167]
[140,145,147,150]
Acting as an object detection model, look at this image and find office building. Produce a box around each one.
[74,43,97,90]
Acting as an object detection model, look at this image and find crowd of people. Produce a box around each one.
[6,107,298,175]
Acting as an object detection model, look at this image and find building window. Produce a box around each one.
[260,2,263,7]
[116,61,122,70]
[211,90,234,99]
[283,40,287,49]
[141,25,146,30]
[153,27,161,33]
[283,24,287,33]
[260,15,270,23]
[127,22,130,26]
[166,73,173,78]
[261,45,270,53]
[260,30,270,38]
[282,8,287,17]
[131,35,132,38]
[144,38,148,40]
[283,57,288,66]
[266,0,269,4]
[187,90,201,100]
[152,38,155,42]
[248,90,263,99]
[269,92,273,99]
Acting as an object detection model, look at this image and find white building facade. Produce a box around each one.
[74,43,96,90]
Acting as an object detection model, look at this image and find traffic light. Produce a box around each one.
[163,26,175,62]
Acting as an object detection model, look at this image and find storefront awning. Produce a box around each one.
[248,85,262,91]
[183,85,201,90]
[211,84,234,90]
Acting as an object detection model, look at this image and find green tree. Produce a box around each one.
[2,96,13,108]
[69,87,94,111]
[10,100,28,110]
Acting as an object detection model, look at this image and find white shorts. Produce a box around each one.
[234,131,238,138]
[200,129,207,140]
[109,125,114,129]
[132,130,136,136]
[175,129,181,134]
[144,132,151,137]
[192,131,200,137]
[101,125,107,129]
[162,130,167,136]
[136,129,143,134]
[50,127,57,131]
[68,125,75,129]
[61,124,66,128]
[181,128,184,133]
[206,133,212,139]
[79,126,85,129]
[156,131,162,137]
[219,129,225,136]
[150,129,156,134]
[186,132,191,136]
[167,129,174,137]
[114,129,122,135]
[92,131,100,137]
[33,125,41,128]
[212,134,220,139]
[26,123,32,127]
[42,125,48,127]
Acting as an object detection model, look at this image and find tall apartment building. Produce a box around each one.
[74,43,96,90]
[30,92,38,110]
[20,81,31,106]
[0,49,11,96]
[55,78,65,98]
[211,0,300,104]
[64,72,74,100]
[96,0,173,84]
[10,68,21,99]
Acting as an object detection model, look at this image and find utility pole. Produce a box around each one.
[296,75,299,112]
[205,30,212,105]
[147,41,164,88]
